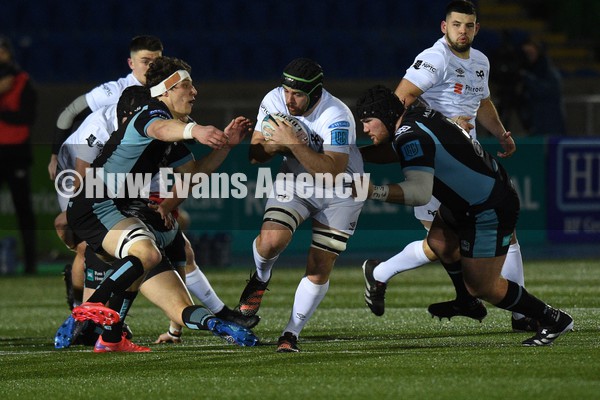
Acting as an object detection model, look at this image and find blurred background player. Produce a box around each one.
[0,35,38,274]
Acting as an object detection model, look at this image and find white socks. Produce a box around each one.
[283,276,329,337]
[373,240,432,283]
[253,238,278,283]
[501,241,526,320]
[185,266,225,314]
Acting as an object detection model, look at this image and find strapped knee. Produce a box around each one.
[311,227,349,255]
[263,206,301,233]
[114,222,156,259]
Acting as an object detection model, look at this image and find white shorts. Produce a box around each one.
[265,184,364,235]
[413,195,441,222]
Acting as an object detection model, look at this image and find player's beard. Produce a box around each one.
[447,36,472,54]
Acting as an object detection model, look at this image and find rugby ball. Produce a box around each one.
[261,113,309,145]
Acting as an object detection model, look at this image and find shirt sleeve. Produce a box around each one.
[403,49,447,94]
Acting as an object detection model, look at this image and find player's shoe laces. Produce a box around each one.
[72,302,120,326]
[93,332,150,353]
[63,264,75,310]
[54,315,78,349]
[215,305,261,329]
[522,308,573,347]
[362,259,386,316]
[428,298,487,322]
[234,272,269,317]
[511,316,540,333]
[277,332,300,353]
[207,317,259,347]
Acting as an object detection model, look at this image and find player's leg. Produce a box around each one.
[235,204,304,316]
[278,198,361,353]
[426,207,487,321]
[363,200,438,316]
[462,255,573,346]
[500,231,538,331]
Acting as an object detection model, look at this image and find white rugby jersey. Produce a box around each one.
[256,87,364,175]
[58,104,117,170]
[403,37,490,138]
[85,73,141,112]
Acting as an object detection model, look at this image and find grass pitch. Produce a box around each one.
[0,259,599,399]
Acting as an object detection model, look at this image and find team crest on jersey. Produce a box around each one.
[331,129,348,145]
[86,134,97,147]
[401,140,424,161]
[476,70,485,79]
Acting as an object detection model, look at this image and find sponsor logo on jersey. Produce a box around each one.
[328,121,350,129]
[395,125,412,137]
[454,83,464,94]
[149,109,171,119]
[413,60,436,73]
[331,129,349,145]
[401,140,424,161]
[260,104,270,116]
[453,83,484,95]
[101,84,113,97]
[455,68,465,77]
[86,134,97,147]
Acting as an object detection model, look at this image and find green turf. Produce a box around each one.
[1,260,599,399]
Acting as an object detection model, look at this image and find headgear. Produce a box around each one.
[355,85,405,137]
[281,58,323,112]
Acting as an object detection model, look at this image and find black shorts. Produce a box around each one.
[67,192,127,253]
[438,186,519,258]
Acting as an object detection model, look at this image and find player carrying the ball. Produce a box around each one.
[234,58,365,352]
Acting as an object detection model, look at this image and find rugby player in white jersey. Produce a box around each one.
[233,58,365,352]
[361,0,537,333]
[48,35,163,180]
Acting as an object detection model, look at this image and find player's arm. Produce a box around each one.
[368,169,433,206]
[49,95,91,180]
[73,157,91,191]
[146,119,228,149]
[394,78,424,108]
[476,97,516,158]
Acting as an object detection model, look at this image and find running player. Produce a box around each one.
[233,58,365,352]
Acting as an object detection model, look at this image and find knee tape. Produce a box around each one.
[263,207,301,233]
[311,228,349,255]
[114,222,156,259]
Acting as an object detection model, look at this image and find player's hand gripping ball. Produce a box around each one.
[261,112,309,145]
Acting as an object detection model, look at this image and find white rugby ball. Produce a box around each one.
[261,112,309,145]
